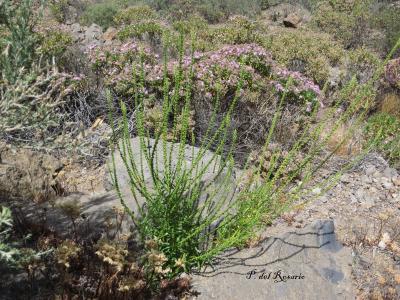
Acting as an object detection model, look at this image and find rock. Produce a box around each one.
[373,171,383,179]
[378,232,391,250]
[102,27,118,42]
[312,187,321,195]
[350,194,358,204]
[383,167,397,179]
[70,23,82,34]
[340,174,352,183]
[327,67,343,88]
[69,23,85,42]
[85,24,103,39]
[393,177,400,186]
[82,24,103,47]
[365,166,376,176]
[191,220,354,299]
[369,186,378,193]
[320,196,328,203]
[354,188,365,200]
[360,197,375,209]
[382,181,393,190]
[360,175,372,184]
[283,13,302,28]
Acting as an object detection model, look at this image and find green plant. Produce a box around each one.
[117,20,165,41]
[193,15,259,51]
[0,0,40,83]
[364,112,400,168]
[38,30,73,61]
[107,34,398,290]
[114,4,158,25]
[172,15,208,35]
[261,28,344,84]
[0,64,77,143]
[149,0,261,23]
[372,4,400,53]
[347,47,381,84]
[108,35,243,282]
[49,0,69,23]
[0,206,19,264]
[311,0,373,49]
[80,1,120,30]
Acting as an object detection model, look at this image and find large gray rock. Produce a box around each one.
[106,137,240,218]
[191,220,354,300]
[283,13,302,28]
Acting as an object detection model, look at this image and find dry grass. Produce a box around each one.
[379,93,400,118]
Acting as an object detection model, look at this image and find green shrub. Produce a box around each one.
[373,5,400,54]
[0,65,77,143]
[347,47,381,84]
[311,0,372,48]
[172,15,208,35]
[80,1,120,30]
[117,20,165,41]
[0,206,19,265]
[197,0,261,23]
[114,5,158,25]
[194,15,259,51]
[380,93,400,119]
[261,28,344,84]
[150,0,261,23]
[364,112,400,168]
[0,0,39,83]
[38,30,73,60]
[49,0,69,23]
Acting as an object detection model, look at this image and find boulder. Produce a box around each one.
[283,13,302,28]
[191,220,355,299]
[102,27,118,43]
[83,23,103,45]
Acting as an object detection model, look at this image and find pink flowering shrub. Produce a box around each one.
[88,42,322,108]
[384,58,400,89]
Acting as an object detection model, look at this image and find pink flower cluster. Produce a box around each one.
[87,42,322,105]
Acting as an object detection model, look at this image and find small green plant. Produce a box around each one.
[364,112,400,168]
[0,64,77,142]
[80,1,120,30]
[172,15,208,35]
[0,206,19,264]
[0,0,40,83]
[347,47,381,84]
[311,0,373,48]
[117,21,165,41]
[49,0,69,23]
[372,4,400,53]
[114,5,158,25]
[261,28,344,84]
[38,30,73,61]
